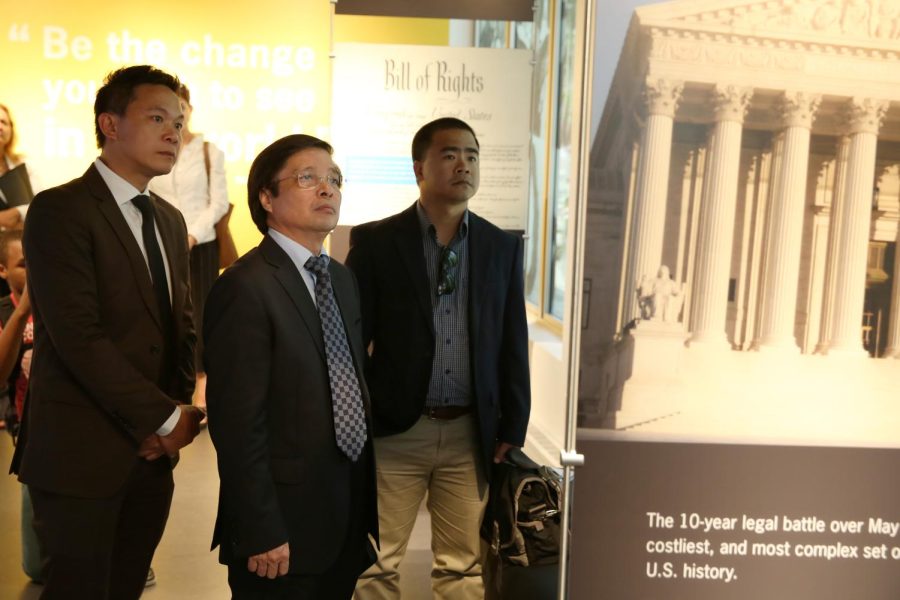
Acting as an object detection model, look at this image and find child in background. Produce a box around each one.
[0,229,39,581]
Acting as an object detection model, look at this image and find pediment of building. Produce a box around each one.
[637,0,900,47]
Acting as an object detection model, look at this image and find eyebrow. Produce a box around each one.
[292,165,343,177]
[147,105,184,119]
[440,145,479,155]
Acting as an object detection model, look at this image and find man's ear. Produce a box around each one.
[0,263,9,281]
[412,160,424,183]
[97,113,118,142]
[259,190,273,213]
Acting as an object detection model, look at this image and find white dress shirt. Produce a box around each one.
[268,227,325,307]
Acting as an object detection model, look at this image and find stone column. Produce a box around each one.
[625,78,684,321]
[815,134,852,353]
[826,98,889,356]
[756,92,821,351]
[688,85,753,347]
[884,239,900,357]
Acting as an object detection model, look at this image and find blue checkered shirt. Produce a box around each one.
[416,202,472,409]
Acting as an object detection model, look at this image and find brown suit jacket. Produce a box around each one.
[12,164,195,498]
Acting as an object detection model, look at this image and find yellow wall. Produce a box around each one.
[2,1,447,253]
[334,15,449,45]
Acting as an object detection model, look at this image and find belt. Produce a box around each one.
[423,405,472,420]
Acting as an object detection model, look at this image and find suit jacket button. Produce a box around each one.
[150,345,160,354]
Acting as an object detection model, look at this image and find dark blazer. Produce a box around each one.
[12,165,195,497]
[346,202,531,474]
[204,235,378,575]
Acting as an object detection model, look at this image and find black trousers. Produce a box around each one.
[227,537,372,600]
[227,447,375,600]
[190,239,219,369]
[30,457,173,600]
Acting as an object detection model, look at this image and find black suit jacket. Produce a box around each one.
[346,202,530,474]
[204,235,378,575]
[12,165,195,497]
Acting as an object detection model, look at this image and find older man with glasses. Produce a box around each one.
[347,117,531,600]
[204,134,378,599]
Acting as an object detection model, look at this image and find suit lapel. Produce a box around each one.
[87,166,163,330]
[467,213,493,346]
[392,204,434,334]
[330,265,357,358]
[330,262,374,420]
[330,264,365,380]
[261,236,327,362]
[154,196,188,337]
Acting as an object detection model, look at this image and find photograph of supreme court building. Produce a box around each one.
[578,0,900,446]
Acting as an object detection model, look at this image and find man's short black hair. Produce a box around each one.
[0,229,23,266]
[247,134,335,235]
[93,65,181,148]
[411,117,479,162]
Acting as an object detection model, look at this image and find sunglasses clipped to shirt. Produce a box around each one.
[436,247,459,296]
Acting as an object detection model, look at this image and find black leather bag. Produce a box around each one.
[482,448,562,599]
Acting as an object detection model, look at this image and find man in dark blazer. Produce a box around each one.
[12,65,203,599]
[347,117,531,599]
[204,134,378,599]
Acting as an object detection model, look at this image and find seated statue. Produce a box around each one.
[636,265,684,323]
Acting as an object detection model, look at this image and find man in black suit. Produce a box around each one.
[204,134,378,599]
[12,65,203,599]
[347,117,531,599]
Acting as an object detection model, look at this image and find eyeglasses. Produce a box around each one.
[436,247,458,296]
[273,171,343,190]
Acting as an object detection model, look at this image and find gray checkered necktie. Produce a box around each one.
[304,254,367,461]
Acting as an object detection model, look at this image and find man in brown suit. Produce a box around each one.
[12,65,204,599]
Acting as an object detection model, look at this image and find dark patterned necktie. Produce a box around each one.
[304,254,367,461]
[131,195,173,335]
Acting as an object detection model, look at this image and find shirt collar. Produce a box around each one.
[415,200,469,243]
[268,227,328,273]
[94,158,149,207]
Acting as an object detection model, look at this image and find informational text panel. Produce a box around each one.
[332,43,531,229]
[570,436,900,600]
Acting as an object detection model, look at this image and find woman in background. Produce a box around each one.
[0,103,40,230]
[149,85,230,410]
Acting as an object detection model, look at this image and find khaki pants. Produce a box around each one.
[355,415,488,600]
